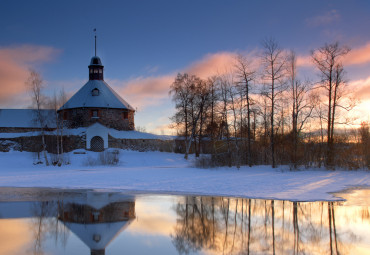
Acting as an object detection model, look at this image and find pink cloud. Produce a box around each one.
[344,42,370,66]
[0,45,59,64]
[350,76,370,100]
[111,52,239,110]
[185,52,237,78]
[0,45,61,107]
[296,41,370,67]
[296,55,313,67]
[109,75,175,110]
[107,47,370,113]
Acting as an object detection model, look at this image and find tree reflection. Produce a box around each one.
[30,200,68,255]
[172,197,366,255]
[1,189,369,255]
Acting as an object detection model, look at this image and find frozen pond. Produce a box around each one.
[0,188,369,254]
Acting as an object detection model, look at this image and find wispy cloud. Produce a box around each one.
[109,75,174,111]
[344,42,370,66]
[185,52,237,78]
[0,45,61,107]
[296,41,370,67]
[296,55,313,67]
[110,51,238,110]
[349,76,370,123]
[306,9,340,27]
[350,76,370,100]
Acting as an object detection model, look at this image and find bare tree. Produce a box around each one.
[287,50,314,168]
[170,73,193,159]
[224,72,242,168]
[311,42,351,167]
[51,92,60,165]
[261,38,287,168]
[359,122,370,168]
[170,73,211,159]
[59,88,67,164]
[219,75,233,166]
[205,76,220,155]
[26,69,49,166]
[235,54,256,167]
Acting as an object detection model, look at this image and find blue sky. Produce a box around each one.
[1,0,370,133]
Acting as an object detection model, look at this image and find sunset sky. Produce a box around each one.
[0,0,369,134]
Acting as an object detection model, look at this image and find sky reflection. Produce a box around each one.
[0,188,369,254]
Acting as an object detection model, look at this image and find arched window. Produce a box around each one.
[92,88,99,96]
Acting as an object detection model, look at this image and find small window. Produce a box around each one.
[99,69,102,73]
[123,112,128,119]
[94,69,98,73]
[63,111,68,120]
[92,88,99,96]
[91,110,99,118]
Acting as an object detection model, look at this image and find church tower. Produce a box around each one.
[89,56,104,80]
[58,32,135,150]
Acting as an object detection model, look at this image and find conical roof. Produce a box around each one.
[64,220,133,251]
[59,79,134,111]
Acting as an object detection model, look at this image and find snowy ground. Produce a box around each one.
[0,149,369,202]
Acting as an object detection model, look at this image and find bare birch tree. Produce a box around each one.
[59,88,67,164]
[170,73,211,159]
[170,73,193,159]
[311,42,351,167]
[261,38,287,168]
[26,69,49,166]
[287,50,314,168]
[51,92,60,165]
[235,54,256,167]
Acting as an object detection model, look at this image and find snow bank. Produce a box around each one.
[0,150,369,202]
[0,127,174,140]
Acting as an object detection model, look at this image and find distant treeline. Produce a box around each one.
[169,40,370,170]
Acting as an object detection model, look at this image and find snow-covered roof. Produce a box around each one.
[63,220,133,251]
[59,80,134,111]
[0,109,56,128]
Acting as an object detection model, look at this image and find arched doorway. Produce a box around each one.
[91,136,104,152]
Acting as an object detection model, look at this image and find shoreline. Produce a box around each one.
[0,150,369,202]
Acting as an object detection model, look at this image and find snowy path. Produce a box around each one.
[0,150,369,201]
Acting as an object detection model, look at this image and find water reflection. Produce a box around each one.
[172,198,344,254]
[0,189,136,255]
[58,193,135,255]
[0,188,369,255]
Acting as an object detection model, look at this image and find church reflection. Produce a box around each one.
[58,192,136,255]
[0,189,136,255]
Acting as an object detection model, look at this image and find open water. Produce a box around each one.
[0,187,369,254]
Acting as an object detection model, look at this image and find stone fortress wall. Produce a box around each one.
[60,108,135,131]
[0,134,212,154]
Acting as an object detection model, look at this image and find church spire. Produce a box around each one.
[94,28,97,56]
[89,29,104,80]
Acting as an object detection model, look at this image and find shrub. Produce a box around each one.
[84,149,120,166]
